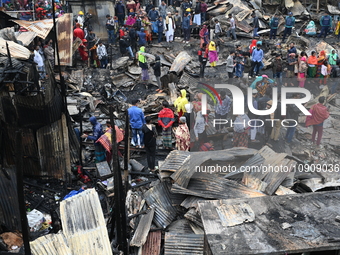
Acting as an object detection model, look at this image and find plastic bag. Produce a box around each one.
[27,209,44,232]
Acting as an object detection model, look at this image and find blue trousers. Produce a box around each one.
[318,26,330,38]
[235,63,244,77]
[107,30,115,44]
[158,32,163,43]
[126,46,134,58]
[201,12,206,23]
[285,126,296,143]
[253,27,259,37]
[282,27,292,41]
[132,128,144,146]
[270,28,277,39]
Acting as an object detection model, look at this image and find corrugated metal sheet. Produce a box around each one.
[11,19,54,39]
[184,208,203,228]
[16,31,37,46]
[141,230,162,255]
[171,174,265,200]
[130,208,155,247]
[30,233,72,255]
[36,119,66,179]
[159,150,190,173]
[0,167,21,231]
[21,128,42,176]
[143,182,177,229]
[199,191,340,255]
[57,13,73,66]
[0,38,30,59]
[164,233,204,255]
[60,189,113,255]
[180,196,206,209]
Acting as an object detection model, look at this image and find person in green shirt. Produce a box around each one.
[328,49,338,67]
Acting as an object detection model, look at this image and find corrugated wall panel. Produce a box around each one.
[36,119,66,178]
[0,167,21,231]
[56,13,73,66]
[60,189,113,255]
[30,233,72,255]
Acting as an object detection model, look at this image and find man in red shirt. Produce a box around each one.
[158,101,175,149]
[74,23,85,40]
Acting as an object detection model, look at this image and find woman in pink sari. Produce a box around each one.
[208,41,218,67]
[126,15,136,26]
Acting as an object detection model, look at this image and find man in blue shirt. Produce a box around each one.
[115,1,126,26]
[157,16,164,43]
[128,99,146,148]
[137,28,147,46]
[269,13,279,40]
[319,12,332,39]
[282,12,295,42]
[182,12,190,43]
[249,42,263,78]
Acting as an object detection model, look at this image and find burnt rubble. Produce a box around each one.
[1,1,340,254]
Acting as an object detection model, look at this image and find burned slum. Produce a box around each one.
[1,0,340,254]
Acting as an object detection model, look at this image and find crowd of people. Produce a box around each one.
[2,0,67,20]
[35,1,335,171]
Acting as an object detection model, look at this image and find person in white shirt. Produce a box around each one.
[33,45,46,80]
[194,111,207,150]
[227,13,237,41]
[96,41,108,68]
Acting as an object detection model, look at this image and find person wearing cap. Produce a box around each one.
[175,116,190,151]
[269,13,279,40]
[181,0,191,17]
[142,116,157,171]
[128,99,146,148]
[319,12,332,39]
[165,12,175,43]
[152,56,162,92]
[174,11,182,39]
[137,27,147,46]
[215,90,231,132]
[182,12,191,43]
[249,42,263,78]
[272,54,283,92]
[158,101,175,150]
[252,12,260,38]
[81,116,105,162]
[282,12,295,42]
[115,1,126,26]
[77,11,84,28]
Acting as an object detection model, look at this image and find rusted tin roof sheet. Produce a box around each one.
[11,19,54,39]
[141,230,162,255]
[0,38,30,59]
[143,182,177,229]
[60,189,113,255]
[159,150,190,173]
[164,233,204,255]
[16,31,37,46]
[199,191,340,255]
[56,13,73,66]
